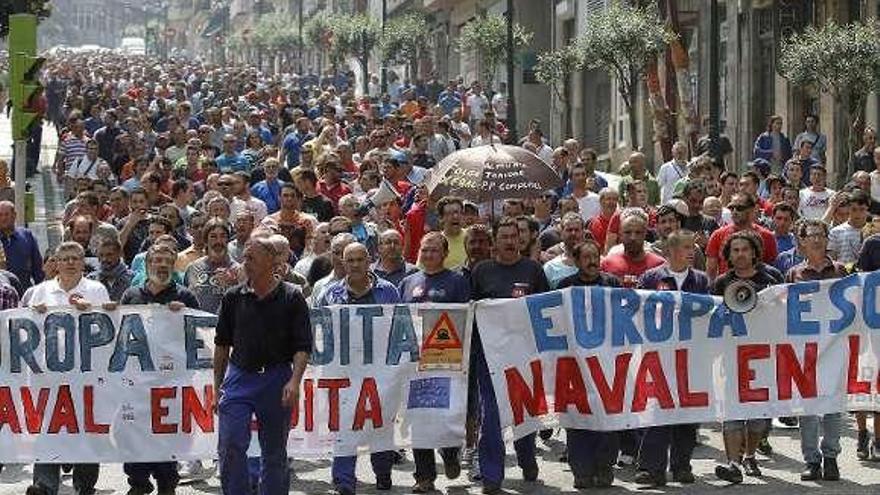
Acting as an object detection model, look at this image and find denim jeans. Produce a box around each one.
[331,451,394,491]
[218,363,292,495]
[637,424,698,473]
[800,413,842,464]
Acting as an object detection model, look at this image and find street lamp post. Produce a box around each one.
[708,0,721,164]
[505,0,517,143]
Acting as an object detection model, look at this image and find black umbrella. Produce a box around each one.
[425,144,563,202]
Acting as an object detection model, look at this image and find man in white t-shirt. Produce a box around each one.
[465,82,488,125]
[570,163,601,221]
[799,164,835,220]
[24,241,112,495]
[491,82,508,121]
[657,141,689,203]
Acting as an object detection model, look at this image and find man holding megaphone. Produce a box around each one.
[711,230,784,483]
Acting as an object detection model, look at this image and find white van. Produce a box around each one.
[120,37,146,56]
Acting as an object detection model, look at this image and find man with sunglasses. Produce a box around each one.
[216,134,249,173]
[706,193,778,280]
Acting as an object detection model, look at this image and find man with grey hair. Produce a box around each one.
[657,141,689,203]
[24,241,111,495]
[310,232,356,305]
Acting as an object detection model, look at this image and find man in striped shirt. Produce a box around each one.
[828,190,869,265]
[55,117,88,197]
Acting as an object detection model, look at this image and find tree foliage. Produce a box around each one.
[534,43,583,104]
[304,12,334,51]
[379,11,429,67]
[779,21,880,102]
[252,13,300,51]
[0,0,51,39]
[576,3,674,110]
[456,14,532,86]
[327,13,382,66]
[575,3,674,149]
[779,20,880,185]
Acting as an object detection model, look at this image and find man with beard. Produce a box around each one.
[470,217,549,493]
[600,212,665,288]
[556,239,620,488]
[120,243,199,495]
[712,230,783,483]
[184,218,240,314]
[706,193,778,280]
[87,238,134,301]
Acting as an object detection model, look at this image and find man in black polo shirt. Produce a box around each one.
[214,237,312,495]
[119,243,199,495]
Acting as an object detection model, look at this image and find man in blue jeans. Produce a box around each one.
[214,237,313,495]
[317,242,400,495]
[469,217,549,494]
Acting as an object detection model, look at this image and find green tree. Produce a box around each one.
[779,20,880,187]
[575,3,674,151]
[327,13,382,95]
[0,0,50,39]
[456,14,532,88]
[379,11,429,81]
[304,12,335,75]
[534,43,583,137]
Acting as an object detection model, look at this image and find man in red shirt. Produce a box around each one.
[315,152,351,211]
[588,187,619,250]
[600,212,665,287]
[706,193,778,280]
[597,210,664,465]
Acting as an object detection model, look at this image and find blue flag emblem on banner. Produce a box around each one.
[407,377,451,409]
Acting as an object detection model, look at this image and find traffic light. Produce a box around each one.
[10,53,46,141]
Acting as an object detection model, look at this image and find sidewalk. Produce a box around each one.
[0,115,63,252]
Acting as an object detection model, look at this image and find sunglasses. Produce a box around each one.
[729,204,752,212]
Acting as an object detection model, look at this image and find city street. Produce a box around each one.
[3,424,880,493]
[4,0,880,493]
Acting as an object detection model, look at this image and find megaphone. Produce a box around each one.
[723,279,758,313]
[356,179,401,216]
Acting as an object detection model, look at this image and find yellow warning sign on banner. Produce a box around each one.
[420,311,464,370]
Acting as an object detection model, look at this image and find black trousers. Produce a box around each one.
[413,447,460,482]
[637,423,698,473]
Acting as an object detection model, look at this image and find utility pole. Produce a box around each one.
[708,0,721,164]
[505,0,517,143]
[380,0,387,94]
[298,0,304,73]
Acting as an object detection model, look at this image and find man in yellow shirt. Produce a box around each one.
[438,196,467,269]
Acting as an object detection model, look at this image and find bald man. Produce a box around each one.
[315,242,400,494]
[0,201,44,288]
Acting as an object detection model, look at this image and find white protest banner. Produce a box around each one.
[476,273,880,441]
[0,305,218,463]
[0,303,472,462]
[308,303,472,456]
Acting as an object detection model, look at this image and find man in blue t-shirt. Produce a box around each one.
[398,231,470,493]
[215,133,250,173]
[279,117,314,168]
